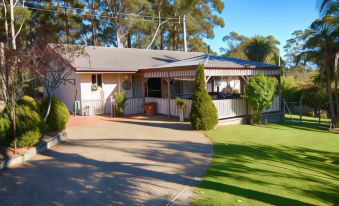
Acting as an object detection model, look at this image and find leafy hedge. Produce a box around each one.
[45,97,70,131]
[0,96,45,147]
[190,64,218,130]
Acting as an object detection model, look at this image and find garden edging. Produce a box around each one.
[0,131,67,170]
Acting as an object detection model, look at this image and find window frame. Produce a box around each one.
[91,74,103,88]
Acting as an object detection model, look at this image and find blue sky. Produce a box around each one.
[205,0,320,56]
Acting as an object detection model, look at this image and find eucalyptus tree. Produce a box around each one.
[220,31,249,59]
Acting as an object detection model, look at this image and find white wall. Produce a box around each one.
[79,73,134,113]
[53,69,81,113]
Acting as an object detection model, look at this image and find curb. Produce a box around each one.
[0,131,67,170]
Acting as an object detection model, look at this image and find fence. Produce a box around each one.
[81,99,105,115]
[82,95,280,119]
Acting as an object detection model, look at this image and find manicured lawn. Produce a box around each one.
[193,117,339,206]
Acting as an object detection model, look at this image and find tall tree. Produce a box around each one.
[300,19,339,126]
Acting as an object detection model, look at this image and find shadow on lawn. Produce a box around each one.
[199,142,339,205]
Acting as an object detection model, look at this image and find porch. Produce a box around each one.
[79,66,282,122]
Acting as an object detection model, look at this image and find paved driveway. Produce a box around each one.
[0,115,212,206]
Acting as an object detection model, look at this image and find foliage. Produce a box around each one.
[300,17,339,126]
[115,93,127,117]
[220,32,280,64]
[0,96,45,147]
[175,97,187,107]
[245,75,278,124]
[0,0,225,52]
[45,97,70,131]
[194,119,338,206]
[244,35,280,63]
[283,30,317,70]
[190,64,218,130]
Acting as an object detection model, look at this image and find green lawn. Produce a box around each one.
[193,117,339,206]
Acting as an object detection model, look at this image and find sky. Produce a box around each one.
[204,0,320,56]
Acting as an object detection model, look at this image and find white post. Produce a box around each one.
[183,15,187,52]
[118,73,121,93]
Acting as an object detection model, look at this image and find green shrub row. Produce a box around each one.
[0,96,69,148]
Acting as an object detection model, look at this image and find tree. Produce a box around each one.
[220,31,249,59]
[0,45,33,153]
[300,18,339,127]
[245,74,278,124]
[220,32,280,64]
[320,0,339,24]
[283,30,317,70]
[32,44,85,121]
[190,64,218,130]
[244,35,280,63]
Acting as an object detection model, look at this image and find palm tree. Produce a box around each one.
[319,0,339,23]
[301,19,339,126]
[243,36,279,63]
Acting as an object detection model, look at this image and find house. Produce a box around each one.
[51,44,282,123]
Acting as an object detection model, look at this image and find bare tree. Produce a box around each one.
[0,0,28,153]
[146,0,169,49]
[0,44,33,153]
[32,44,85,121]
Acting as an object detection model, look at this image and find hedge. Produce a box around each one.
[45,97,70,131]
[0,96,45,147]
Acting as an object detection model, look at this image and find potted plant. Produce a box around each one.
[144,102,157,116]
[115,93,127,117]
[176,97,187,122]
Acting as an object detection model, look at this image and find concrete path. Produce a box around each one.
[0,115,212,206]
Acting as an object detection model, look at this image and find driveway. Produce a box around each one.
[0,115,212,206]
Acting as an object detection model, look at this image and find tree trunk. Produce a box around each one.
[116,29,122,48]
[127,33,132,48]
[11,106,17,154]
[325,66,336,126]
[10,0,16,50]
[44,96,52,121]
[160,28,164,50]
[91,0,96,46]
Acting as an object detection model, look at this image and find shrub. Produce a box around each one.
[45,97,70,131]
[0,96,45,147]
[190,64,218,130]
[245,74,278,124]
[115,93,127,117]
[175,97,187,107]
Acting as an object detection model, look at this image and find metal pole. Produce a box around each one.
[299,98,302,125]
[283,99,285,122]
[183,15,187,52]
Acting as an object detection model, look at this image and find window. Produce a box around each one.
[91,74,102,87]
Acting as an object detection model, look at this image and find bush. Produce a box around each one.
[190,64,218,130]
[245,74,278,124]
[0,96,45,147]
[175,97,187,107]
[45,97,70,131]
[115,93,127,117]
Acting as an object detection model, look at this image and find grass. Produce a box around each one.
[193,116,339,206]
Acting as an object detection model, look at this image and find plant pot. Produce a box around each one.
[144,102,157,116]
[176,104,186,122]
